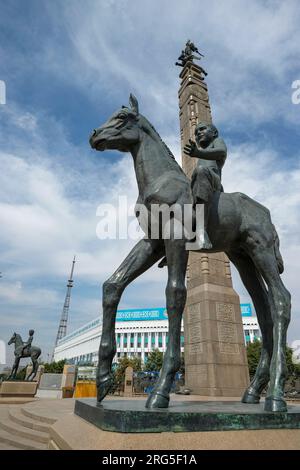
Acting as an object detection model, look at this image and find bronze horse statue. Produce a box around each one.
[89,94,291,412]
[8,333,41,381]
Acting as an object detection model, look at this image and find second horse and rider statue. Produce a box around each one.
[7,330,41,381]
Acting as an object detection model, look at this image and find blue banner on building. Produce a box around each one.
[116,308,168,322]
[240,303,252,317]
[116,304,252,322]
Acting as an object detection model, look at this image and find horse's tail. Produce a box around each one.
[237,192,284,274]
[31,346,42,358]
[272,224,284,274]
[36,347,42,358]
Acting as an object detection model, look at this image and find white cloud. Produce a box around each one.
[0,281,58,306]
[0,103,168,359]
[223,141,300,342]
[223,142,300,245]
[38,0,300,132]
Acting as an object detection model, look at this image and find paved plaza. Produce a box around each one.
[0,395,300,450]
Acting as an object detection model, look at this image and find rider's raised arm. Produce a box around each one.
[199,137,227,161]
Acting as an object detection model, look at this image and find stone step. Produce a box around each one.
[48,438,60,450]
[0,427,47,450]
[0,417,49,444]
[0,397,38,405]
[9,407,51,433]
[0,441,20,450]
[0,406,49,445]
[21,405,56,425]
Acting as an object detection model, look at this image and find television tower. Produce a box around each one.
[52,256,76,360]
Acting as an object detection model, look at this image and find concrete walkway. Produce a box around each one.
[0,395,299,450]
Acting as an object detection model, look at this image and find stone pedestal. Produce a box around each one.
[74,398,300,433]
[178,62,250,396]
[0,380,38,397]
[184,277,249,395]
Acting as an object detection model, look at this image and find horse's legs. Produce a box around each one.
[9,357,20,379]
[227,251,273,403]
[97,238,164,402]
[146,238,188,409]
[27,355,38,381]
[249,247,291,412]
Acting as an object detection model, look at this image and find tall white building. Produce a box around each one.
[53,304,260,365]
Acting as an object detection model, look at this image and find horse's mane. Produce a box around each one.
[140,115,185,174]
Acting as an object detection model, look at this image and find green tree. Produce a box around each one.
[246,339,262,377]
[143,349,163,372]
[43,359,66,373]
[179,354,185,376]
[0,367,27,381]
[113,356,142,393]
[246,340,300,379]
[15,366,27,380]
[286,346,300,377]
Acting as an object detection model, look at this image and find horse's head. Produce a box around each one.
[8,332,17,345]
[89,94,141,153]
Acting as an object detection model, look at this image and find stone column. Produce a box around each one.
[178,62,250,396]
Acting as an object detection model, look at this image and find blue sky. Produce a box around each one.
[0,0,300,365]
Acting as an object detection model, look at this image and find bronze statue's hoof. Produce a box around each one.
[241,390,260,404]
[96,376,113,403]
[264,396,287,413]
[145,391,169,409]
